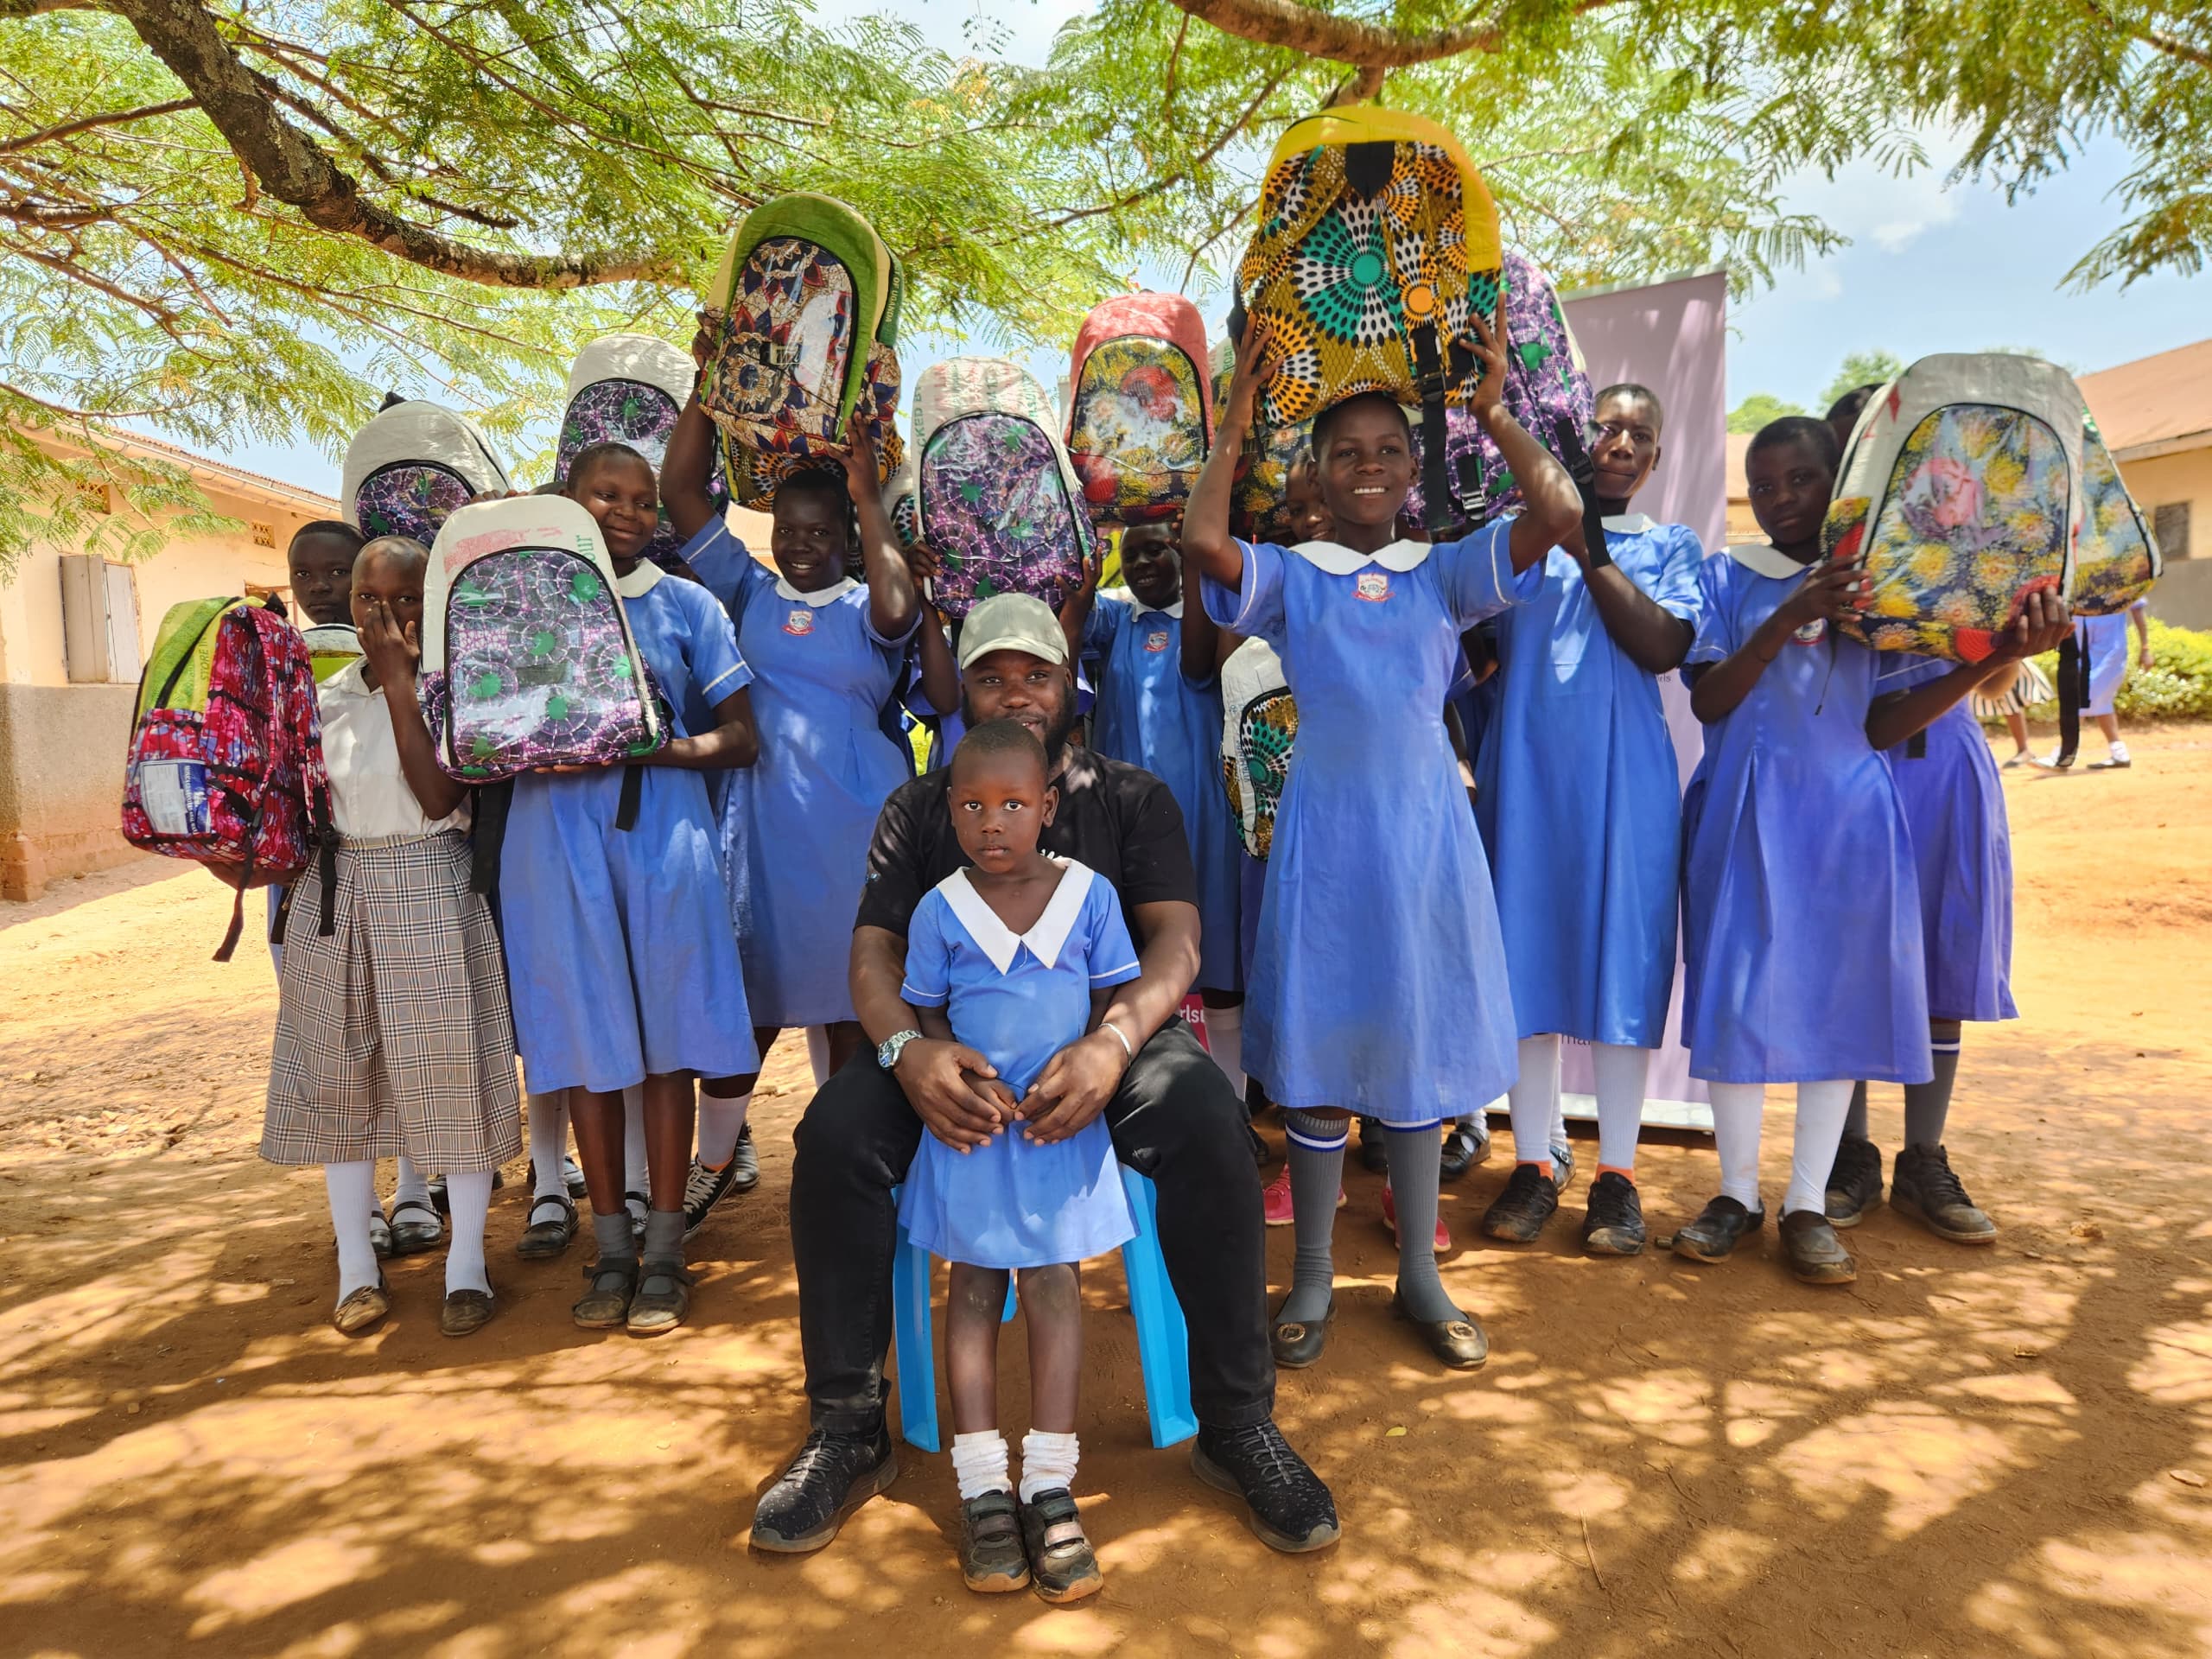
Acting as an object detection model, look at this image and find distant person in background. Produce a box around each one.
[1824,384,1881,456]
[2037,600,2152,771]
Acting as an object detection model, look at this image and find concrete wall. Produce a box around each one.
[2147,556,2212,631]
[2117,446,2212,564]
[0,683,138,899]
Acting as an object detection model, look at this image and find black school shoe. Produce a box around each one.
[1825,1134,1885,1228]
[1580,1171,1646,1255]
[728,1122,762,1193]
[1440,1120,1491,1181]
[1481,1161,1560,1243]
[1356,1116,1389,1173]
[1671,1195,1765,1263]
[1190,1420,1341,1553]
[750,1426,900,1553]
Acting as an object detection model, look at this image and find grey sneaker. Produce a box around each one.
[1891,1143,1997,1243]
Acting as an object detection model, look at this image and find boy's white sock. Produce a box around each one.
[952,1430,1011,1501]
[442,1169,493,1296]
[805,1026,834,1088]
[1019,1429,1080,1503]
[324,1161,380,1301]
[1506,1033,1560,1172]
[526,1092,569,1199]
[1707,1082,1765,1209]
[1591,1042,1653,1173]
[1204,1003,1246,1103]
[696,1094,752,1168]
[393,1154,429,1211]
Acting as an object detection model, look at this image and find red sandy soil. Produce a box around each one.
[3,725,2210,1657]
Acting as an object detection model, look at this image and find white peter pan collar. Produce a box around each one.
[1103,586,1185,620]
[941,858,1096,975]
[1601,513,1656,534]
[1290,538,1433,575]
[615,563,664,599]
[1726,543,1813,580]
[775,575,859,607]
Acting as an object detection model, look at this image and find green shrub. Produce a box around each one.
[2002,618,2212,722]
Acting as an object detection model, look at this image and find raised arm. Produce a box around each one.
[663,393,721,542]
[1182,321,1272,594]
[842,410,920,643]
[1554,425,1694,673]
[1865,592,2072,752]
[1459,300,1581,573]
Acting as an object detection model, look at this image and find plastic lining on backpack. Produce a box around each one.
[354,461,476,546]
[918,413,1088,617]
[703,236,858,455]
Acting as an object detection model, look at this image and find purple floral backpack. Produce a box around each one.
[1403,251,1594,534]
[556,334,721,567]
[341,399,512,546]
[906,357,1093,620]
[417,498,671,783]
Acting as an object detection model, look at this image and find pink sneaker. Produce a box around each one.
[1262,1162,1345,1225]
[1380,1181,1451,1251]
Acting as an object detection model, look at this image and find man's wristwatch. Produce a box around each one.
[877,1029,924,1072]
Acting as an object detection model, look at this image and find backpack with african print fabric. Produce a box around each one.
[1236,104,1503,533]
[1210,335,1315,544]
[1403,251,1594,534]
[1220,639,1295,860]
[699,194,905,503]
[1065,292,1211,527]
[342,399,512,547]
[416,497,671,788]
[906,355,1093,620]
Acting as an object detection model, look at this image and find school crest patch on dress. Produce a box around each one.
[784,607,815,637]
[1792,618,1826,645]
[1144,628,1171,653]
[1355,570,1391,603]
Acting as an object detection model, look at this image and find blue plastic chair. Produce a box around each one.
[889,1165,1197,1453]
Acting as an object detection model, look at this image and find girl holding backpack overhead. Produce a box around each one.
[260,535,521,1338]
[663,395,923,1232]
[496,440,761,1336]
[1183,310,1583,1373]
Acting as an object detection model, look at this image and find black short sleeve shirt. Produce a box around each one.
[855,747,1198,944]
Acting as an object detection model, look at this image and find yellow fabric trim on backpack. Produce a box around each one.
[1266,106,1502,275]
[137,595,264,720]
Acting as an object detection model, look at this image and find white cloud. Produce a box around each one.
[1783,124,1968,255]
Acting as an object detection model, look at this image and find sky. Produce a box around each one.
[221,0,2208,493]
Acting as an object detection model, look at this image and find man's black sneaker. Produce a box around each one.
[1580,1171,1646,1255]
[749,1426,899,1553]
[1356,1116,1388,1173]
[1190,1420,1340,1553]
[728,1122,761,1193]
[1481,1161,1561,1243]
[1891,1143,1997,1243]
[682,1157,738,1242]
[1824,1134,1885,1228]
[1440,1119,1491,1181]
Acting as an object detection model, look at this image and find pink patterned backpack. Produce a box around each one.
[121,597,333,960]
[1065,293,1212,526]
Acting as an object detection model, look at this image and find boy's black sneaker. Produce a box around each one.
[1481,1161,1561,1243]
[749,1426,899,1553]
[1356,1116,1388,1173]
[1191,1420,1340,1554]
[1891,1143,1997,1243]
[1580,1171,1646,1255]
[1824,1134,1885,1228]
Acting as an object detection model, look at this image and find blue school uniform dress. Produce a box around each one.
[1202,528,1539,1124]
[683,523,920,1028]
[499,563,759,1092]
[1876,653,2016,1023]
[897,860,1141,1269]
[2080,608,2139,715]
[1476,516,1703,1047]
[1084,589,1242,993]
[1679,544,1930,1085]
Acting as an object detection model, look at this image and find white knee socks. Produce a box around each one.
[392,1153,429,1212]
[1507,1033,1560,1172]
[1019,1430,1080,1503]
[442,1168,493,1295]
[526,1091,569,1199]
[1707,1082,1765,1209]
[950,1429,1082,1505]
[1204,1003,1246,1104]
[805,1026,833,1088]
[621,1085,649,1224]
[696,1093,752,1168]
[324,1161,379,1301]
[1784,1080,1855,1219]
[1592,1042,1652,1173]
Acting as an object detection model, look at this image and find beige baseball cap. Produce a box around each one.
[957,593,1069,670]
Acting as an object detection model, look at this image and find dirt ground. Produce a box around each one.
[4,725,2211,1658]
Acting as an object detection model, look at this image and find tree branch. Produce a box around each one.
[2072,0,2212,70]
[1167,0,1627,67]
[101,0,677,289]
[0,99,196,156]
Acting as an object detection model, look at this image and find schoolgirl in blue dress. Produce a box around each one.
[1183,311,1584,1372]
[1475,383,1703,1257]
[1823,642,2040,1243]
[897,720,1140,1604]
[1065,518,1247,1102]
[499,442,760,1334]
[1675,417,2069,1285]
[664,401,922,1225]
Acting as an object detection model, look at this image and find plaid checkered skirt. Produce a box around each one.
[262,830,522,1171]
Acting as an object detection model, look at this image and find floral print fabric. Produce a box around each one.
[1067,336,1206,524]
[919,414,1087,619]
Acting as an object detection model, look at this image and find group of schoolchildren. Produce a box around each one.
[252,296,2069,1599]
